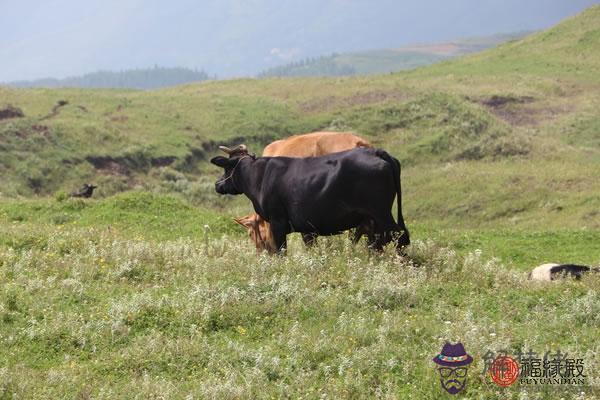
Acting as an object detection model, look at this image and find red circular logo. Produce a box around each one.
[489,356,519,387]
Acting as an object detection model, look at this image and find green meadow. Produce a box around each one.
[0,5,599,399]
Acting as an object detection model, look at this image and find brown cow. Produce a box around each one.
[234,131,372,253]
[263,131,371,157]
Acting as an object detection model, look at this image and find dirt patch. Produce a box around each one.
[475,95,570,127]
[299,90,408,114]
[0,105,24,120]
[480,95,534,108]
[177,147,207,172]
[86,156,131,176]
[86,153,179,175]
[489,104,570,127]
[40,100,69,121]
[110,115,129,123]
[151,156,177,167]
[487,107,538,126]
[31,124,50,137]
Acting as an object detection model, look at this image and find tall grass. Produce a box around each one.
[1,223,599,398]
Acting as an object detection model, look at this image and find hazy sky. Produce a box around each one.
[1,0,598,81]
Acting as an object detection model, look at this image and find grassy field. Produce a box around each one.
[1,203,599,398]
[1,5,599,399]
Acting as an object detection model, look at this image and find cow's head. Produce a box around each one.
[211,144,250,195]
[234,213,277,253]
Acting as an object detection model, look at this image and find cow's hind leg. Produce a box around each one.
[396,229,410,255]
[302,233,318,247]
[369,215,398,252]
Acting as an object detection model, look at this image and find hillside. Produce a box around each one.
[0,5,599,234]
[409,4,600,82]
[258,32,528,77]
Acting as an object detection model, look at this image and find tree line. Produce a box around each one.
[257,54,356,78]
[8,66,213,90]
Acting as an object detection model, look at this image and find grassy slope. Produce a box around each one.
[0,6,600,398]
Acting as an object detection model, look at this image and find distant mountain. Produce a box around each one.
[2,1,595,81]
[7,67,212,90]
[258,32,530,77]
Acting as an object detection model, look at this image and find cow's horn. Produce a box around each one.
[228,144,248,153]
[219,145,232,154]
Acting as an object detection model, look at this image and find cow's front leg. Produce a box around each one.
[353,219,374,245]
[270,221,288,254]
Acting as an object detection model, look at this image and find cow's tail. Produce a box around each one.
[377,150,410,247]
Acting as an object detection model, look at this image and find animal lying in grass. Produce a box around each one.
[528,263,597,281]
[233,131,372,253]
[211,144,409,254]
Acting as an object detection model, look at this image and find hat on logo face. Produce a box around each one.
[433,342,473,367]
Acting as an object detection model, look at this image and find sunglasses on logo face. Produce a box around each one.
[438,367,467,378]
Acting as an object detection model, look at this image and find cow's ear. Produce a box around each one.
[211,156,231,168]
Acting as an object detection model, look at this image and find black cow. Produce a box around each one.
[211,145,410,253]
[70,183,97,198]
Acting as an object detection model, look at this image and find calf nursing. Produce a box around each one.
[212,142,410,254]
[233,131,373,253]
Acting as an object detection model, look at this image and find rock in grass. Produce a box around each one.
[529,263,593,281]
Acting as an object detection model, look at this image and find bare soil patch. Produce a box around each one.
[86,156,131,176]
[476,95,570,127]
[110,115,129,123]
[0,105,24,120]
[40,100,69,121]
[480,95,534,108]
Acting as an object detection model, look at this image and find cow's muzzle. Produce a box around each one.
[215,182,227,194]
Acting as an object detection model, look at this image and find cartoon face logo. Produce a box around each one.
[433,342,473,395]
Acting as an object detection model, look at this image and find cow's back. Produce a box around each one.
[262,148,395,234]
[315,132,370,156]
[262,131,370,157]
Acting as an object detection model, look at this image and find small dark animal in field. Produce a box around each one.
[529,263,597,281]
[70,184,98,198]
